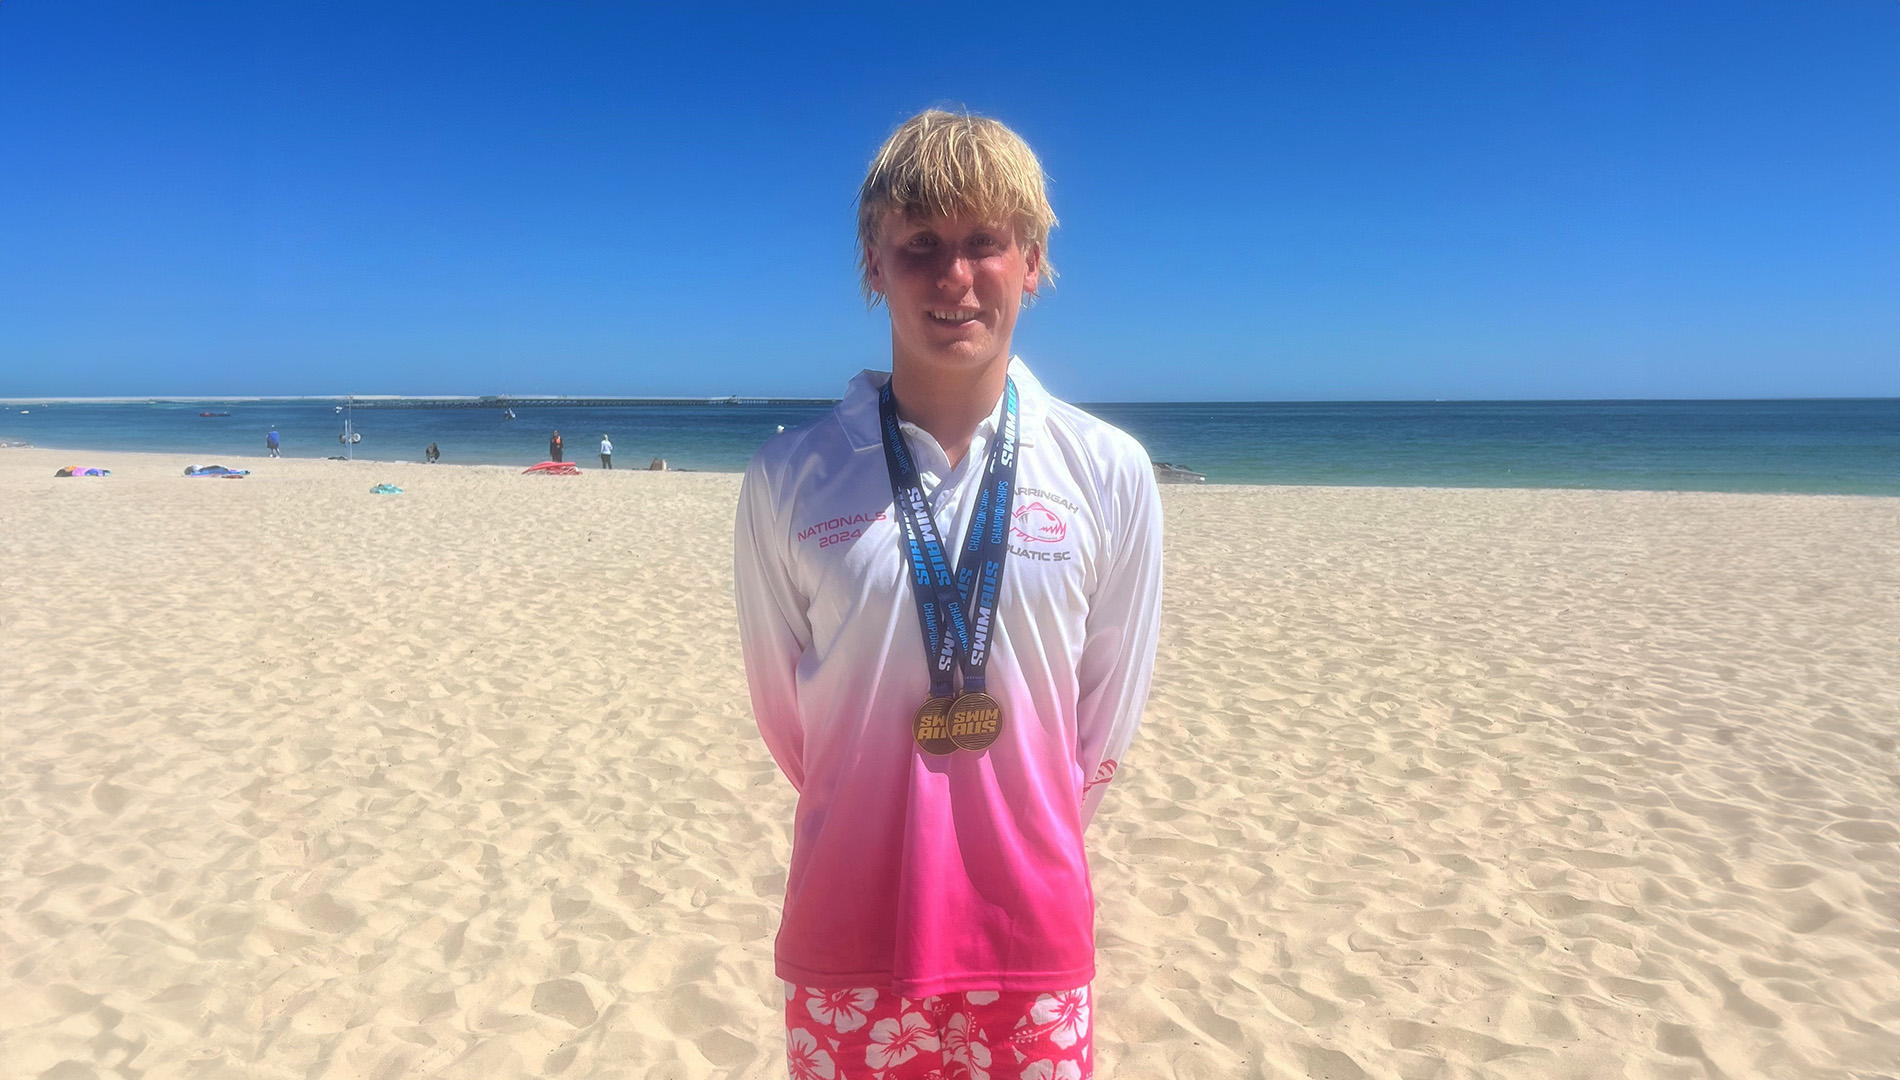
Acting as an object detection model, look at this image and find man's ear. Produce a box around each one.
[1022,243,1042,297]
[865,246,886,296]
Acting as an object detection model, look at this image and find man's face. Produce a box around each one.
[866,210,1040,376]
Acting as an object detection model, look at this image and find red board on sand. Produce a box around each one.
[523,461,581,475]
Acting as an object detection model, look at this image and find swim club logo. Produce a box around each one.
[1011,501,1067,544]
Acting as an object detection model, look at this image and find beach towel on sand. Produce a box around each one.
[369,483,403,494]
[185,464,250,478]
[55,466,111,477]
[522,461,581,476]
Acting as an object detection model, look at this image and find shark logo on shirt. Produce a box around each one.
[1011,501,1067,544]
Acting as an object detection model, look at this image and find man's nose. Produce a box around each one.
[938,252,974,289]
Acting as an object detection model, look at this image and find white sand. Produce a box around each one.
[2,447,1896,1079]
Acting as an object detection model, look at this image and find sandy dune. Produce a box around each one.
[2,447,1896,1079]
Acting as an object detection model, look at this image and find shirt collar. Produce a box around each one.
[837,355,1049,453]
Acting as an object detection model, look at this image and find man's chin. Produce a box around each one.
[914,346,1011,374]
[900,331,1002,363]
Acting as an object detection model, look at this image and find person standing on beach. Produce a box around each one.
[426,442,440,464]
[734,110,1163,1080]
[599,434,613,469]
[266,428,280,457]
[550,430,563,462]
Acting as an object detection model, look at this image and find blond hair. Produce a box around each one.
[857,108,1058,306]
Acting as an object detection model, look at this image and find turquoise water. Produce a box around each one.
[3,397,1895,495]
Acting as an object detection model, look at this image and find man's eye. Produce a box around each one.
[906,235,936,249]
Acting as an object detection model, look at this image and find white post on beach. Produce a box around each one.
[337,396,358,460]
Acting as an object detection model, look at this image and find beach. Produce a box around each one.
[2,446,1896,1079]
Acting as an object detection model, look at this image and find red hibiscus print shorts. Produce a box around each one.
[783,982,1092,1080]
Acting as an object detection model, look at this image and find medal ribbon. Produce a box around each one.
[877,376,1021,698]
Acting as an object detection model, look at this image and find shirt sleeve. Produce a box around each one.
[734,452,812,792]
[1074,454,1164,826]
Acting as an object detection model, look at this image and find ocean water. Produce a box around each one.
[3,397,1895,495]
[1088,398,1900,495]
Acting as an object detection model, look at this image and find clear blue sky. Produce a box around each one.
[2,2,1895,400]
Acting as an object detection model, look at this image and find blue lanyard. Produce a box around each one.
[877,376,1020,698]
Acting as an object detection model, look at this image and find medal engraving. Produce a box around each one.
[947,691,1004,752]
[913,696,958,756]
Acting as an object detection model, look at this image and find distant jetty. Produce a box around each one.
[347,395,838,410]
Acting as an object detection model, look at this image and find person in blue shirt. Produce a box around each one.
[266,429,281,457]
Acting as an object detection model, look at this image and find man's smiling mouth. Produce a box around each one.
[928,309,980,324]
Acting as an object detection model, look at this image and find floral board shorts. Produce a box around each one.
[783,982,1092,1080]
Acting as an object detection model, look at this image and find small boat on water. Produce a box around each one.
[1147,462,1208,482]
[199,411,231,417]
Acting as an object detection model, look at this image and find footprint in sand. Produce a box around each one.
[295,894,361,933]
[90,780,129,814]
[1822,819,1900,843]
[1295,1042,1371,1080]
[532,979,598,1027]
[1389,1019,1540,1063]
[1783,896,1843,934]
[1755,863,1823,889]
[402,988,459,1022]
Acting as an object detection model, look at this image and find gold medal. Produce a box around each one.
[947,691,1004,752]
[913,696,958,756]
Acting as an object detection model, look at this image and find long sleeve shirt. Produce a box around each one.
[732,357,1163,997]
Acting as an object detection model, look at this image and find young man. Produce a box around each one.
[734,109,1163,1080]
[600,434,613,469]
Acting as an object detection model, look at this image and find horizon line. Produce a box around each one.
[3,394,1897,407]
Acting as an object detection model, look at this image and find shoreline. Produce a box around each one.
[9,398,1896,497]
[0,445,700,475]
[5,444,1897,500]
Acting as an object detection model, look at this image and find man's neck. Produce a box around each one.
[888,353,1011,468]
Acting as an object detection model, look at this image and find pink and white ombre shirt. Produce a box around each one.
[733,358,1163,998]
